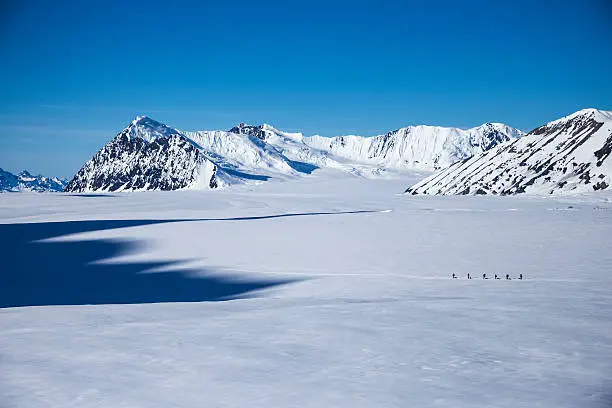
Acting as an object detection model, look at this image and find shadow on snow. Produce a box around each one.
[223,168,271,181]
[288,160,319,174]
[0,211,375,309]
[65,193,117,198]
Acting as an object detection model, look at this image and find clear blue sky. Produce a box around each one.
[1,0,611,177]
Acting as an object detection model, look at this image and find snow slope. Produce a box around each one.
[1,173,611,408]
[406,109,612,195]
[183,129,299,175]
[0,168,66,192]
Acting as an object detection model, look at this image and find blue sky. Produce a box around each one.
[1,0,611,177]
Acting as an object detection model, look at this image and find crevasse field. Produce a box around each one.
[1,170,612,408]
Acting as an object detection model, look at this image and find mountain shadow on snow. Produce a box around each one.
[0,219,294,308]
[0,210,376,308]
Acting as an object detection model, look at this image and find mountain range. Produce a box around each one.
[65,117,522,192]
[6,108,611,195]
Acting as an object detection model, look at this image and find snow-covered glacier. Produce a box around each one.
[2,173,612,408]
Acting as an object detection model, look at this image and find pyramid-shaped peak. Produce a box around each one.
[131,115,164,127]
[122,116,182,143]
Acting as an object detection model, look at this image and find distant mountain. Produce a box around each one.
[65,116,522,193]
[406,109,612,195]
[0,168,67,192]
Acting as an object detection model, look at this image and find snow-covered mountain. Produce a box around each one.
[66,117,240,192]
[0,168,67,192]
[305,123,523,171]
[65,116,522,192]
[405,109,612,195]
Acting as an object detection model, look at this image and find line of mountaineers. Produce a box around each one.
[451,273,523,280]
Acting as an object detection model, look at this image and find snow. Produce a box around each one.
[1,170,612,407]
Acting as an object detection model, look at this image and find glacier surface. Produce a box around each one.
[1,171,611,407]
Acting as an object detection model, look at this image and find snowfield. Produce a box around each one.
[1,170,612,408]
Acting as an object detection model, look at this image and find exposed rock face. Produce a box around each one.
[65,117,219,192]
[228,123,269,141]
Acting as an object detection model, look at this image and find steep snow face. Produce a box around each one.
[65,118,225,192]
[184,130,298,175]
[220,123,330,171]
[305,123,523,171]
[406,109,612,195]
[0,168,66,192]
